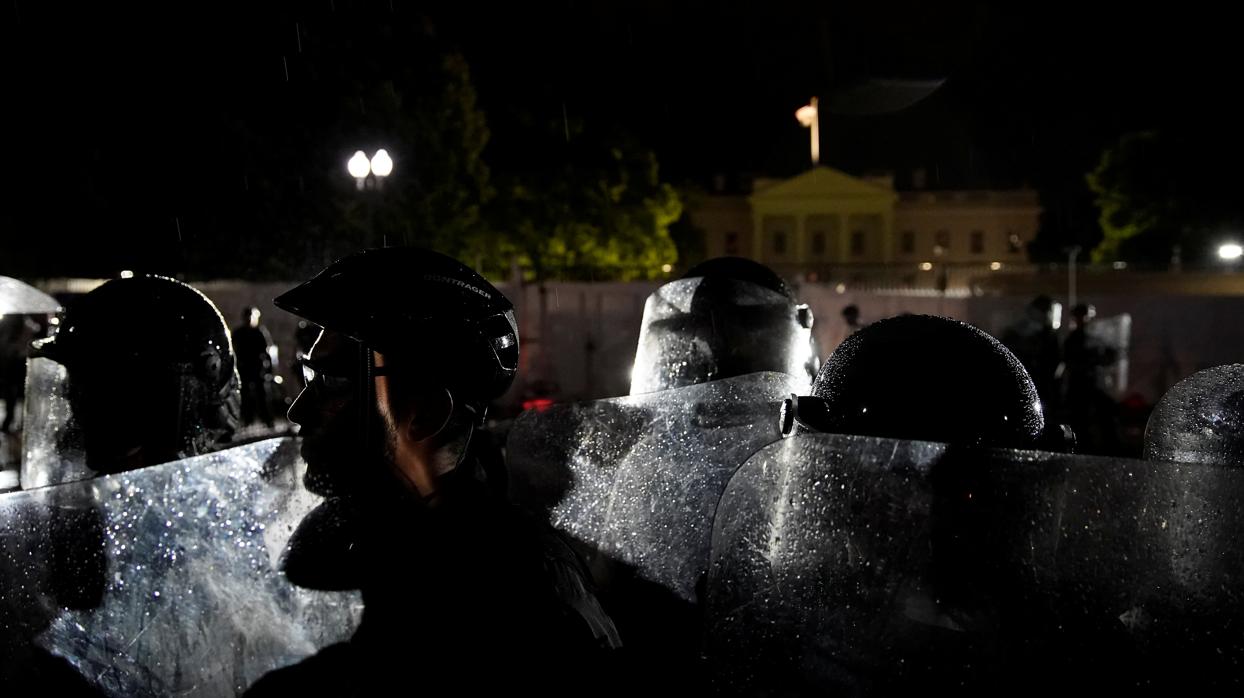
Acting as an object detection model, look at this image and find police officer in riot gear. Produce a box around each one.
[233,306,279,430]
[630,256,817,395]
[26,275,241,480]
[248,248,619,696]
[1063,303,1121,454]
[841,304,866,334]
[782,314,1070,450]
[5,275,241,693]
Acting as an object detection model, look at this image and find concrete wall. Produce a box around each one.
[37,277,1244,411]
[503,281,1244,407]
[799,286,1244,404]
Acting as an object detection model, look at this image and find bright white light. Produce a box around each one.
[661,263,673,273]
[1112,261,1128,270]
[919,262,933,271]
[835,283,846,294]
[1218,243,1243,261]
[347,150,371,178]
[1051,302,1063,330]
[120,270,135,279]
[370,149,393,177]
[795,104,818,127]
[989,261,1002,271]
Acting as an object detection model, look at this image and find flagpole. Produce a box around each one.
[810,96,819,165]
[795,97,820,166]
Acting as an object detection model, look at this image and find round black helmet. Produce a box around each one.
[681,257,795,300]
[30,275,241,474]
[1144,364,1244,467]
[630,257,816,394]
[274,247,519,406]
[781,314,1047,449]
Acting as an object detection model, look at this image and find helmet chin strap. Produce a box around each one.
[429,388,478,473]
[367,352,481,497]
[361,341,375,463]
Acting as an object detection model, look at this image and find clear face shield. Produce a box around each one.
[21,353,240,490]
[629,277,816,395]
[20,356,90,489]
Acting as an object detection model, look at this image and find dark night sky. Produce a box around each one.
[3,1,1240,275]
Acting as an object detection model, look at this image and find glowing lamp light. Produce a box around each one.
[1218,243,1243,261]
[989,261,1002,271]
[370,149,393,177]
[347,151,371,179]
[919,262,933,271]
[120,270,135,279]
[795,104,818,127]
[661,263,673,273]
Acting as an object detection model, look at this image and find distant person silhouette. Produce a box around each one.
[1001,295,1062,418]
[233,306,279,430]
[1063,304,1120,454]
[841,304,867,334]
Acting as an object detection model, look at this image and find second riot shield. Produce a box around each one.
[705,433,1244,695]
[508,371,804,603]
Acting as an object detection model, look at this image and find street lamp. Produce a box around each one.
[347,150,371,189]
[347,149,393,190]
[347,148,395,247]
[370,149,393,177]
[1218,242,1243,262]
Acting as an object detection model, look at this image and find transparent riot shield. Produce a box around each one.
[629,277,816,395]
[0,437,361,696]
[508,371,803,604]
[1086,313,1131,397]
[705,433,1244,695]
[20,356,92,489]
[21,353,241,491]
